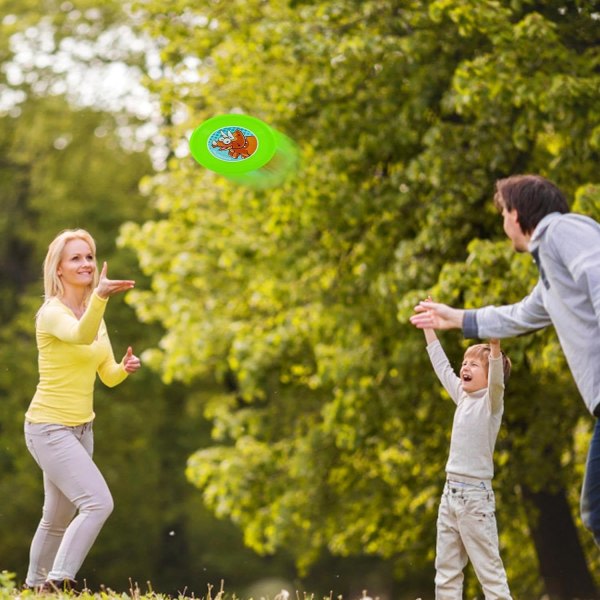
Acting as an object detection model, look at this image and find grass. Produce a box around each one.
[0,572,381,600]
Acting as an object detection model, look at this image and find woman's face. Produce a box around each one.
[57,238,96,290]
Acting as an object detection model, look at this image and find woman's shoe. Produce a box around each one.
[41,579,78,593]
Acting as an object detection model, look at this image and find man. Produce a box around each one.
[409,174,600,546]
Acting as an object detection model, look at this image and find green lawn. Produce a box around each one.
[0,572,354,600]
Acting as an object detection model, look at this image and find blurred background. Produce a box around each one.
[0,1,599,598]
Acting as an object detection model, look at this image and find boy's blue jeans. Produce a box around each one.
[581,418,600,546]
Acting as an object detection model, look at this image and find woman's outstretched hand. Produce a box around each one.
[95,262,135,299]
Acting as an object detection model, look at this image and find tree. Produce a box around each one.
[0,3,314,593]
[119,0,600,597]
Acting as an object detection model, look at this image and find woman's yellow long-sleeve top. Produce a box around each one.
[25,292,128,426]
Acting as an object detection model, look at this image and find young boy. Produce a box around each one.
[421,321,512,599]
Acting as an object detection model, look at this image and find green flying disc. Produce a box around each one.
[189,114,277,175]
[189,114,299,188]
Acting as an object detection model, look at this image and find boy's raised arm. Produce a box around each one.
[489,338,501,359]
[424,327,438,345]
[416,296,440,345]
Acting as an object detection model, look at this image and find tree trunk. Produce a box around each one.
[154,383,193,594]
[521,484,598,600]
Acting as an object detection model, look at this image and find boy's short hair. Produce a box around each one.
[464,343,512,383]
[493,174,570,235]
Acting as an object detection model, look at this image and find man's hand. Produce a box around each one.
[409,300,465,330]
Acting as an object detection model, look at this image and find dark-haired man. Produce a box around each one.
[410,174,600,547]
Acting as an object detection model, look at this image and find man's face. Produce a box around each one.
[499,198,529,252]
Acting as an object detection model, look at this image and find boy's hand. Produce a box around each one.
[419,296,438,344]
[489,338,500,358]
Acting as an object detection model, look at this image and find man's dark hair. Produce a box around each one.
[494,174,570,235]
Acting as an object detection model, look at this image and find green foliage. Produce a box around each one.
[0,90,305,593]
[2,0,600,595]
[1,3,383,596]
[0,572,16,593]
[117,0,600,594]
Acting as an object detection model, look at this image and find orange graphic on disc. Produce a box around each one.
[211,129,258,160]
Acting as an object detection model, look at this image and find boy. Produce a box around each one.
[421,321,512,599]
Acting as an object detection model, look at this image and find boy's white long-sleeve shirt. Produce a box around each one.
[426,339,505,481]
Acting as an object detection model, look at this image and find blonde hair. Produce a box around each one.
[41,229,99,302]
[464,343,512,382]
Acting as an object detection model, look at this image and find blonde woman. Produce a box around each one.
[24,229,141,591]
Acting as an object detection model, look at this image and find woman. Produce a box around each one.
[24,229,141,591]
